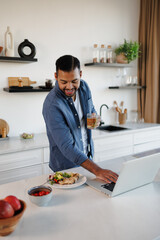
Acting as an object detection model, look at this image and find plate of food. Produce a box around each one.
[48,172,87,189]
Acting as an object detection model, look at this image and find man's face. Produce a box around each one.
[55,67,82,100]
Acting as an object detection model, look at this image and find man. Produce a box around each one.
[43,55,118,183]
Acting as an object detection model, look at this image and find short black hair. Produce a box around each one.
[55,55,80,74]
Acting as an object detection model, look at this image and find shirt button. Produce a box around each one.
[75,113,77,116]
[70,102,73,105]
[78,126,80,128]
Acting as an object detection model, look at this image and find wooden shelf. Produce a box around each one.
[3,87,53,93]
[108,86,146,90]
[84,62,133,68]
[0,56,38,63]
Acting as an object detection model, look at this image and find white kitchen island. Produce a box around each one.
[0,156,160,240]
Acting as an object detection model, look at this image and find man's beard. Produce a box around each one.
[63,88,77,97]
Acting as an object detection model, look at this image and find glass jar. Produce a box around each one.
[100,44,106,63]
[107,45,113,63]
[93,44,99,63]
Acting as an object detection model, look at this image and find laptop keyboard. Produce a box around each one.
[101,182,115,192]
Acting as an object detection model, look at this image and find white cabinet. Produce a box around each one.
[0,149,43,172]
[93,134,133,162]
[0,165,43,185]
[1,126,160,183]
[93,126,160,163]
[133,128,160,153]
[42,147,52,174]
[0,148,50,185]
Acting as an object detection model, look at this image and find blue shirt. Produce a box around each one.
[42,79,96,172]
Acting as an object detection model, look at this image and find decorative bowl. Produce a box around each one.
[28,185,52,206]
[21,133,34,139]
[0,200,27,236]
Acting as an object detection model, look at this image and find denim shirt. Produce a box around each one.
[42,79,96,172]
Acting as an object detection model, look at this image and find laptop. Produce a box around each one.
[86,153,160,197]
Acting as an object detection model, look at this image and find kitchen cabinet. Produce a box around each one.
[0,147,50,185]
[0,124,160,184]
[133,128,160,153]
[93,124,160,163]
[93,133,133,162]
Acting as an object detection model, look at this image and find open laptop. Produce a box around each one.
[86,153,160,197]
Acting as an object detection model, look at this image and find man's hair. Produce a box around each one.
[55,55,80,74]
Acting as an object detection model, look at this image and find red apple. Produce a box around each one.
[0,200,14,219]
[4,195,21,211]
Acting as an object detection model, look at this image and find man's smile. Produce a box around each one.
[64,88,76,96]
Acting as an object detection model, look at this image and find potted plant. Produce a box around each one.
[115,39,141,64]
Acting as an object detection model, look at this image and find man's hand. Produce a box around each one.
[96,168,118,183]
[81,159,119,183]
[87,112,101,129]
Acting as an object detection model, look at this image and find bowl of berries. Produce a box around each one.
[28,185,52,206]
[0,195,26,236]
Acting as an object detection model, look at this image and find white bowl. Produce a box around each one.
[28,185,52,206]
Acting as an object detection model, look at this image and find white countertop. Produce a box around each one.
[92,122,160,139]
[0,133,49,155]
[0,123,160,155]
[1,156,160,240]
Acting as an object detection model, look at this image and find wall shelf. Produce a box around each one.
[0,56,38,63]
[3,87,52,93]
[108,86,146,90]
[84,62,133,68]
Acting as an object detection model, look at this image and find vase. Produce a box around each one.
[116,53,128,64]
[5,26,14,57]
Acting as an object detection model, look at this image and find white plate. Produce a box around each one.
[48,174,87,189]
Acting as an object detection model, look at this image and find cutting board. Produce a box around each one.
[0,119,9,135]
[8,77,37,87]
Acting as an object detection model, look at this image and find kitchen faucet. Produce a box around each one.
[99,104,109,126]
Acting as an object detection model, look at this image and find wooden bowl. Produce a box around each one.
[0,200,27,236]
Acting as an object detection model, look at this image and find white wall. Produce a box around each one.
[0,0,140,136]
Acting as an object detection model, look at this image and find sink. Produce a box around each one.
[97,125,129,132]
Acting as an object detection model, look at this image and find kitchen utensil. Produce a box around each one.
[18,78,23,87]
[119,113,127,124]
[0,119,9,136]
[116,107,122,113]
[0,200,26,236]
[120,101,124,112]
[8,77,36,87]
[124,108,127,114]
[113,101,118,107]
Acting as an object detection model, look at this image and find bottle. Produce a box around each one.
[5,26,14,57]
[93,44,99,63]
[100,44,106,63]
[107,45,113,63]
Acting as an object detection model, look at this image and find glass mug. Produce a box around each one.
[87,113,100,129]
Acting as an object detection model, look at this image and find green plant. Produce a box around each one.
[115,39,141,63]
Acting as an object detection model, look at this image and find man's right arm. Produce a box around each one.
[81,159,119,183]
